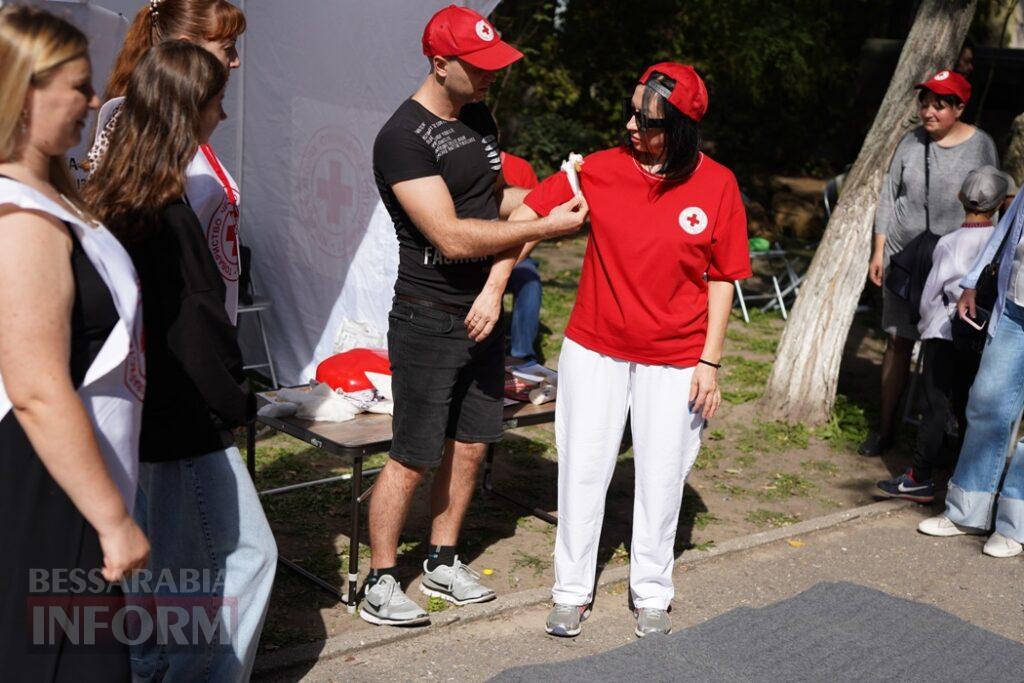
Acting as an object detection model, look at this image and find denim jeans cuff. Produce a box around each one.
[945,482,996,530]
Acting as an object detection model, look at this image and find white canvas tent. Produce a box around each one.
[27,0,500,385]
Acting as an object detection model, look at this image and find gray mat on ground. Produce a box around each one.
[491,581,1024,682]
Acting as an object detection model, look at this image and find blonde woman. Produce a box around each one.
[0,6,148,680]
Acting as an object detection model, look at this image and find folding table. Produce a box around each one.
[245,395,558,613]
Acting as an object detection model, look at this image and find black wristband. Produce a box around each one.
[698,359,721,369]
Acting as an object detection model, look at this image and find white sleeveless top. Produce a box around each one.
[0,179,145,510]
[92,97,241,323]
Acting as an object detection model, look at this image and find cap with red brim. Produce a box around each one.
[458,40,523,70]
[914,69,971,104]
[422,4,523,71]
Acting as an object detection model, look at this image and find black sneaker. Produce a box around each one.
[858,431,893,456]
[877,469,935,503]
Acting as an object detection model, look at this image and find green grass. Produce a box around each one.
[678,539,716,552]
[745,509,800,528]
[511,551,551,577]
[426,596,450,613]
[720,356,772,404]
[713,481,749,497]
[734,454,757,469]
[693,511,719,530]
[801,459,839,476]
[537,267,581,360]
[726,310,782,356]
[693,444,723,471]
[737,421,809,453]
[814,394,870,452]
[759,473,817,500]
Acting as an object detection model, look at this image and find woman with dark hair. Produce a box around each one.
[485,63,750,638]
[0,6,148,679]
[85,41,275,682]
[863,69,997,456]
[90,0,246,322]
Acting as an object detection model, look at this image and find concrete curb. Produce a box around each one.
[254,498,914,677]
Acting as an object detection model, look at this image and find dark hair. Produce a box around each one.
[626,71,701,186]
[917,88,963,109]
[85,41,227,240]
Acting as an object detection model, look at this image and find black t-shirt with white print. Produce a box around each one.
[373,98,501,307]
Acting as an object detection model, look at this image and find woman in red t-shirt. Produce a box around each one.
[492,63,751,638]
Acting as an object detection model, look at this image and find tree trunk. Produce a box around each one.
[1003,111,1024,186]
[759,0,977,426]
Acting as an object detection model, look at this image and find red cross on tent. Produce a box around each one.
[316,160,353,225]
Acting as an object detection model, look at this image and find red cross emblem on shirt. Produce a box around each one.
[679,206,708,235]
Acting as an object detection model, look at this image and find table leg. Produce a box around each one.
[482,444,558,525]
[348,456,363,614]
[246,420,256,479]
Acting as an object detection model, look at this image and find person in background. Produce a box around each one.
[90,0,246,322]
[955,39,975,79]
[918,172,1024,559]
[85,41,275,682]
[863,69,997,456]
[0,6,148,679]
[501,150,543,362]
[877,166,1013,503]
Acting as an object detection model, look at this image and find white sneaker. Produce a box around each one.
[983,532,1023,558]
[359,575,430,626]
[917,514,985,537]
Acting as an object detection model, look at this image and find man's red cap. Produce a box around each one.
[915,69,971,104]
[422,5,523,71]
[639,62,709,122]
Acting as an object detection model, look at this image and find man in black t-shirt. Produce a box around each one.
[362,5,588,627]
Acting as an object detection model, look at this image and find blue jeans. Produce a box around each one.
[129,446,277,682]
[507,257,542,361]
[945,300,1024,543]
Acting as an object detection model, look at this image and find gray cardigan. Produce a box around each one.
[874,126,998,259]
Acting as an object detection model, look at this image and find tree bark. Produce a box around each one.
[1003,111,1024,186]
[759,0,977,426]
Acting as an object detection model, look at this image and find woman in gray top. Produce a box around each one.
[862,69,998,455]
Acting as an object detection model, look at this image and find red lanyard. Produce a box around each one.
[200,144,238,205]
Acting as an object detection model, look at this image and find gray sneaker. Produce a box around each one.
[545,603,591,637]
[420,557,496,606]
[359,575,430,626]
[635,608,671,637]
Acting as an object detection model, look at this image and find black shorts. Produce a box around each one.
[387,298,505,469]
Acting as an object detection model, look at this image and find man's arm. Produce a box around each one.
[463,204,542,341]
[496,185,529,219]
[392,175,586,260]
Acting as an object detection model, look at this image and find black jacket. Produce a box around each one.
[127,200,254,462]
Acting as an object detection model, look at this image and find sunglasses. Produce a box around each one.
[622,98,666,130]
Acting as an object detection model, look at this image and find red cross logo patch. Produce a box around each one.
[475,20,495,41]
[679,206,708,235]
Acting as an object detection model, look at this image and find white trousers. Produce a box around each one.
[552,338,703,610]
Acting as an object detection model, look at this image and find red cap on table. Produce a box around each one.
[422,5,523,71]
[915,69,971,104]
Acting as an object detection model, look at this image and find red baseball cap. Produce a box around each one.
[915,69,971,104]
[422,5,523,71]
[639,62,709,122]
